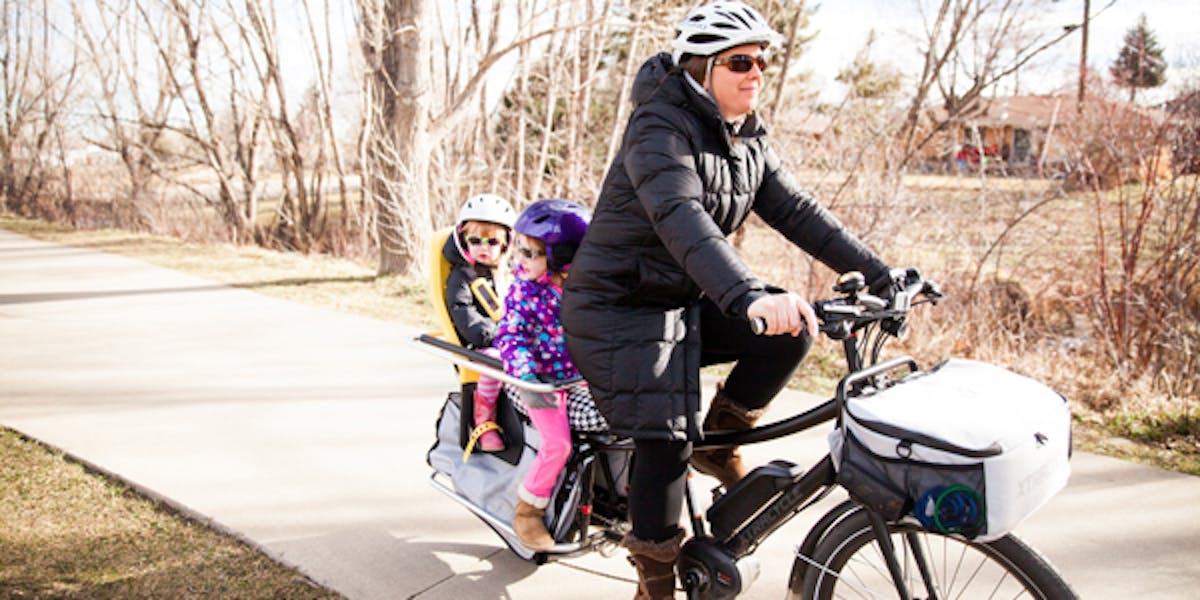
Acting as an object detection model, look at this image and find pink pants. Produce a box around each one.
[521,389,571,502]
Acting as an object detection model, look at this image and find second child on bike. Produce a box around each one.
[482,198,595,551]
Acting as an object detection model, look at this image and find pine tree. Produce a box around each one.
[1109,14,1167,103]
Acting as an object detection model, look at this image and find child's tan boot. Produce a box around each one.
[513,499,554,551]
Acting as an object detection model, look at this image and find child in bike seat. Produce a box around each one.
[443,193,517,453]
[479,198,591,551]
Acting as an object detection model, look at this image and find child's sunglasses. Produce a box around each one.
[713,54,768,73]
[466,235,503,247]
[515,245,546,259]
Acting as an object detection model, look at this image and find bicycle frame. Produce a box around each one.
[674,356,919,600]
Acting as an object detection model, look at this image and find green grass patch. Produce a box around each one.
[1106,409,1200,445]
[1072,413,1200,477]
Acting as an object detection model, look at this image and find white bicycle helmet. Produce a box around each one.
[457,193,517,229]
[670,1,783,64]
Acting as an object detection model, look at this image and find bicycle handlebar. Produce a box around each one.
[750,268,941,339]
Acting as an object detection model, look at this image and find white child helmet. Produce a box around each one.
[457,193,517,229]
[670,1,783,65]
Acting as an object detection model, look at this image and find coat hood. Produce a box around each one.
[631,53,718,118]
[441,230,469,267]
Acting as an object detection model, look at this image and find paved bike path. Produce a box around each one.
[2,228,1198,599]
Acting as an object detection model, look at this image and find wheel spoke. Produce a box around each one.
[797,510,1075,600]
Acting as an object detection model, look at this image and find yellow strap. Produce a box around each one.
[469,277,504,321]
[462,421,504,463]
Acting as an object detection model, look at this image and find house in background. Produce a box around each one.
[926,95,1077,175]
[925,94,1172,181]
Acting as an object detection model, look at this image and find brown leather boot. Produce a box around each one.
[513,499,554,551]
[690,384,766,489]
[623,529,683,600]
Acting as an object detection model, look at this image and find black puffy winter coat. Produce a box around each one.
[561,53,888,441]
[442,234,500,350]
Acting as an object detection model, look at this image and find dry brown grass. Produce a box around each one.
[0,428,341,599]
[0,214,435,328]
[735,172,1198,476]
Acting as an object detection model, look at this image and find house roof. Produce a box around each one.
[927,95,1071,129]
[933,94,1166,130]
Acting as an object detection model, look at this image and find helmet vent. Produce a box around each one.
[717,10,749,28]
[688,33,725,44]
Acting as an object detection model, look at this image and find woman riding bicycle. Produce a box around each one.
[561,2,894,597]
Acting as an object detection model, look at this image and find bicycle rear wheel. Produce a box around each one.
[796,508,1077,599]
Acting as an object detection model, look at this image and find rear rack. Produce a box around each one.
[409,333,583,394]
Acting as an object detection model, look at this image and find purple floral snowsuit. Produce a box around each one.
[495,269,582,504]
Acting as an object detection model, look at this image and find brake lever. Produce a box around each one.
[922,279,943,300]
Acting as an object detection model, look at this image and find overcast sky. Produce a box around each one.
[804,0,1198,104]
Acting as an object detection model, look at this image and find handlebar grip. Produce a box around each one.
[750,317,767,335]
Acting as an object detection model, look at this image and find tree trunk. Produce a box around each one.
[365,0,433,275]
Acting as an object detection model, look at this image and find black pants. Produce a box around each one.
[629,299,812,542]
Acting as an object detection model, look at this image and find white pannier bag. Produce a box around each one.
[829,359,1071,542]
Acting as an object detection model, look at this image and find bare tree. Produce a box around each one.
[894,0,1083,172]
[306,0,357,239]
[1,0,79,216]
[763,0,816,119]
[131,0,260,241]
[358,0,434,275]
[1082,104,1199,396]
[601,0,646,171]
[100,0,343,250]
[72,0,173,229]
[241,0,323,250]
[357,0,603,275]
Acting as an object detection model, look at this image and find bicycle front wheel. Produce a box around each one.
[798,508,1077,599]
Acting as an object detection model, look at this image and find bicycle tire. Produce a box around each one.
[794,508,1077,599]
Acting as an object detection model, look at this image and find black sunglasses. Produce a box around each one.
[713,54,768,73]
[516,245,546,259]
[466,235,503,247]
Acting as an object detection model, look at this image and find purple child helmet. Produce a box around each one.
[514,198,591,272]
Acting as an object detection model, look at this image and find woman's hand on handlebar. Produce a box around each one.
[747,292,818,338]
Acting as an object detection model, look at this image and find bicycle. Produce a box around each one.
[415,267,1078,599]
